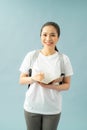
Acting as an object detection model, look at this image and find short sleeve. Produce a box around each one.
[63,54,73,77]
[19,50,36,74]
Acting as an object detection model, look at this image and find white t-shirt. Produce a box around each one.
[19,50,73,114]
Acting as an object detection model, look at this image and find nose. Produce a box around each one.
[46,35,51,41]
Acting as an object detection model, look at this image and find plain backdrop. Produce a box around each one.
[0,0,87,130]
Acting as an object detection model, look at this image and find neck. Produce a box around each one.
[41,48,56,56]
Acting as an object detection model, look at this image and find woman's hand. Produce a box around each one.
[38,82,58,90]
[32,72,45,82]
[38,76,71,91]
[50,77,64,84]
[38,82,48,88]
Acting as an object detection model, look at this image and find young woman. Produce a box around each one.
[19,22,73,130]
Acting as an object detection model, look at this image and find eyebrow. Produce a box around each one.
[42,32,57,35]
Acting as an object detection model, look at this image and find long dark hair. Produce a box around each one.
[55,46,58,52]
[40,21,60,52]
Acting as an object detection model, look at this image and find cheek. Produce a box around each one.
[41,37,44,42]
[41,38,44,45]
[55,37,59,42]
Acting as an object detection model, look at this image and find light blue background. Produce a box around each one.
[0,0,87,130]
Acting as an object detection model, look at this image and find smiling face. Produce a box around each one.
[40,25,59,49]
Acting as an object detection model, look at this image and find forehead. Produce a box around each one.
[42,25,57,33]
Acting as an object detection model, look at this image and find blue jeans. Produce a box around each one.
[24,110,61,130]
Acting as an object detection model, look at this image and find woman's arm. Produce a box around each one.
[19,73,34,85]
[38,76,71,91]
[19,72,45,85]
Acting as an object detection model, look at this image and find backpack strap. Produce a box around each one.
[29,50,40,69]
[59,52,65,76]
[28,50,40,88]
[59,52,65,84]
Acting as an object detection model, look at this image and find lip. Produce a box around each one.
[45,42,53,45]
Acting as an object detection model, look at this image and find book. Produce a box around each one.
[41,72,60,84]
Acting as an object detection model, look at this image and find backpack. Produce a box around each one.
[28,50,65,88]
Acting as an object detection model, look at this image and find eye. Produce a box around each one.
[42,34,47,37]
[50,33,57,37]
[50,34,55,37]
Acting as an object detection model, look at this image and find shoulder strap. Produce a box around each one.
[28,50,39,88]
[59,52,65,76]
[59,52,65,84]
[30,50,40,69]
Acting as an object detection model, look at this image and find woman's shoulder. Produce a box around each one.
[62,53,69,59]
[62,54,71,64]
[60,53,71,64]
[25,50,38,57]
